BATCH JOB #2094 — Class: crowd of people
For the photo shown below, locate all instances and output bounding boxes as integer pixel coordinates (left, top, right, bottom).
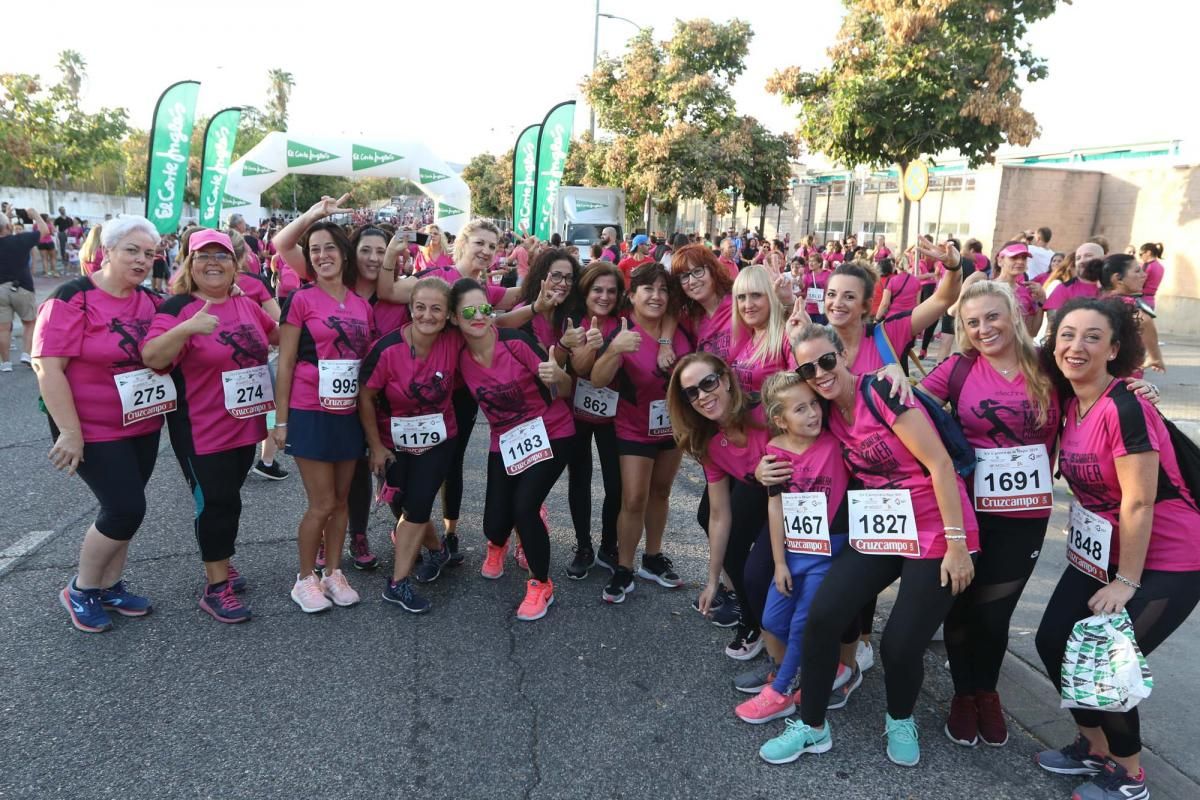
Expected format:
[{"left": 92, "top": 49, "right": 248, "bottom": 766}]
[{"left": 9, "top": 193, "right": 1195, "bottom": 799}]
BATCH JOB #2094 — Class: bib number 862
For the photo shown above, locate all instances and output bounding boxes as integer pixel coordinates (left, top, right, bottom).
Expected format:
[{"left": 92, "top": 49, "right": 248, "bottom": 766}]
[
  {"left": 582, "top": 395, "right": 609, "bottom": 414},
  {"left": 507, "top": 433, "right": 545, "bottom": 461},
  {"left": 857, "top": 514, "right": 908, "bottom": 535}
]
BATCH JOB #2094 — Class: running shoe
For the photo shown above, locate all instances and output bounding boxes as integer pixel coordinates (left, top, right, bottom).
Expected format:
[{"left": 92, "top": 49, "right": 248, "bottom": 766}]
[
  {"left": 200, "top": 581, "right": 251, "bottom": 624},
  {"left": 250, "top": 460, "right": 290, "bottom": 480},
  {"left": 516, "top": 579, "right": 554, "bottom": 621},
  {"left": 0, "top": 362, "right": 11, "bottom": 373},
  {"left": 98, "top": 580, "right": 153, "bottom": 617},
  {"left": 1071, "top": 759, "right": 1149, "bottom": 800},
  {"left": 413, "top": 543, "right": 450, "bottom": 584},
  {"left": 691, "top": 583, "right": 727, "bottom": 613},
  {"left": 514, "top": 539, "right": 528, "bottom": 571},
  {"left": 59, "top": 579, "right": 113, "bottom": 633},
  {"left": 1035, "top": 735, "right": 1106, "bottom": 776},
  {"left": 315, "top": 543, "right": 326, "bottom": 571},
  {"left": 856, "top": 640, "right": 875, "bottom": 672},
  {"left": 759, "top": 719, "right": 833, "bottom": 765},
  {"left": 382, "top": 578, "right": 430, "bottom": 614},
  {"left": 594, "top": 546, "right": 619, "bottom": 573},
  {"left": 444, "top": 531, "right": 465, "bottom": 567},
  {"left": 227, "top": 562, "right": 247, "bottom": 593},
  {"left": 884, "top": 714, "right": 920, "bottom": 767},
  {"left": 481, "top": 541, "right": 506, "bottom": 580},
  {"left": 320, "top": 569, "right": 360, "bottom": 607},
  {"left": 944, "top": 693, "right": 979, "bottom": 747},
  {"left": 726, "top": 625, "right": 764, "bottom": 661},
  {"left": 636, "top": 552, "right": 683, "bottom": 588},
  {"left": 349, "top": 531, "right": 378, "bottom": 571},
  {"left": 291, "top": 573, "right": 332, "bottom": 613},
  {"left": 19, "top": 352, "right": 31, "bottom": 366},
  {"left": 602, "top": 567, "right": 635, "bottom": 604},
  {"left": 735, "top": 685, "right": 795, "bottom": 724},
  {"left": 734, "top": 658, "right": 777, "bottom": 694},
  {"left": 826, "top": 665, "right": 862, "bottom": 710},
  {"left": 975, "top": 690, "right": 1008, "bottom": 747},
  {"left": 710, "top": 588, "right": 741, "bottom": 628},
  {"left": 566, "top": 546, "right": 595, "bottom": 580}
]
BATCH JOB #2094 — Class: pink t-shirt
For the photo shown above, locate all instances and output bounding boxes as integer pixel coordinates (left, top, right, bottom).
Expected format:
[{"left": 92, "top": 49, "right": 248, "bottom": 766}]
[
  {"left": 361, "top": 325, "right": 462, "bottom": 450},
  {"left": 703, "top": 421, "right": 771, "bottom": 484},
  {"left": 828, "top": 374, "right": 980, "bottom": 559},
  {"left": 1142, "top": 259, "right": 1164, "bottom": 308},
  {"left": 601, "top": 321, "right": 693, "bottom": 444},
  {"left": 32, "top": 276, "right": 164, "bottom": 443},
  {"left": 885, "top": 272, "right": 921, "bottom": 314},
  {"left": 146, "top": 295, "right": 276, "bottom": 455},
  {"left": 873, "top": 247, "right": 892, "bottom": 263},
  {"left": 1044, "top": 278, "right": 1099, "bottom": 311},
  {"left": 572, "top": 314, "right": 621, "bottom": 424},
  {"left": 275, "top": 260, "right": 302, "bottom": 301},
  {"left": 458, "top": 329, "right": 574, "bottom": 451},
  {"left": 852, "top": 313, "right": 916, "bottom": 374},
  {"left": 802, "top": 270, "right": 829, "bottom": 316},
  {"left": 764, "top": 432, "right": 851, "bottom": 533},
  {"left": 370, "top": 295, "right": 409, "bottom": 337},
  {"left": 683, "top": 293, "right": 734, "bottom": 361},
  {"left": 243, "top": 248, "right": 262, "bottom": 276},
  {"left": 280, "top": 284, "right": 374, "bottom": 414},
  {"left": 718, "top": 257, "right": 741, "bottom": 280},
  {"left": 823, "top": 252, "right": 845, "bottom": 267},
  {"left": 924, "top": 353, "right": 1061, "bottom": 519},
  {"left": 728, "top": 334, "right": 795, "bottom": 395},
  {"left": 236, "top": 272, "right": 272, "bottom": 307},
  {"left": 1011, "top": 281, "right": 1039, "bottom": 318},
  {"left": 917, "top": 257, "right": 938, "bottom": 286},
  {"left": 83, "top": 247, "right": 104, "bottom": 276},
  {"left": 1058, "top": 380, "right": 1200, "bottom": 572},
  {"left": 414, "top": 249, "right": 454, "bottom": 273}
]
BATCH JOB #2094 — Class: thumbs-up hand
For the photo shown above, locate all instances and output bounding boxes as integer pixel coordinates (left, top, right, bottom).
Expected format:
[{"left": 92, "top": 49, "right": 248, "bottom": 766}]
[
  {"left": 188, "top": 300, "right": 219, "bottom": 336},
  {"left": 538, "top": 345, "right": 564, "bottom": 387},
  {"left": 584, "top": 316, "right": 604, "bottom": 351},
  {"left": 612, "top": 317, "right": 641, "bottom": 354},
  {"left": 560, "top": 321, "right": 585, "bottom": 350}
]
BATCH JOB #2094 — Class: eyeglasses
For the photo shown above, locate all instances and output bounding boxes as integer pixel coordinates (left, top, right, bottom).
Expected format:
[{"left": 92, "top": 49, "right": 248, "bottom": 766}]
[
  {"left": 193, "top": 252, "right": 233, "bottom": 265},
  {"left": 678, "top": 266, "right": 707, "bottom": 283},
  {"left": 547, "top": 270, "right": 574, "bottom": 285},
  {"left": 459, "top": 303, "right": 493, "bottom": 320},
  {"left": 795, "top": 352, "right": 839, "bottom": 380},
  {"left": 681, "top": 372, "right": 721, "bottom": 403}
]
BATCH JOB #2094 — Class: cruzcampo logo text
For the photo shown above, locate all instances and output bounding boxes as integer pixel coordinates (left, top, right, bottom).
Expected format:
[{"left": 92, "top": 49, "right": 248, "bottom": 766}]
[
  {"left": 437, "top": 202, "right": 464, "bottom": 217},
  {"left": 286, "top": 140, "right": 338, "bottom": 167},
  {"left": 222, "top": 194, "right": 251, "bottom": 208},
  {"left": 243, "top": 160, "right": 274, "bottom": 177},
  {"left": 420, "top": 167, "right": 450, "bottom": 184},
  {"left": 352, "top": 144, "right": 403, "bottom": 171},
  {"left": 575, "top": 200, "right": 608, "bottom": 212}
]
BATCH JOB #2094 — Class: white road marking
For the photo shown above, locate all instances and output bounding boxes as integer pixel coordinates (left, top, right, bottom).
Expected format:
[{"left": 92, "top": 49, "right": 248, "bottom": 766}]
[{"left": 0, "top": 530, "right": 56, "bottom": 579}]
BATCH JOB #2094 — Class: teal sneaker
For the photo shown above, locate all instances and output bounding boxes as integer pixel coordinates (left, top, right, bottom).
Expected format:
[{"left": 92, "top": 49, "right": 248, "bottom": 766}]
[
  {"left": 884, "top": 714, "right": 920, "bottom": 766},
  {"left": 758, "top": 719, "right": 833, "bottom": 764}
]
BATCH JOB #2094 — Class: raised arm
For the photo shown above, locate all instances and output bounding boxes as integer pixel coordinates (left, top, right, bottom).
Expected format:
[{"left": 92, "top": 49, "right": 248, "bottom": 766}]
[
  {"left": 910, "top": 240, "right": 963, "bottom": 336},
  {"left": 272, "top": 194, "right": 354, "bottom": 279}
]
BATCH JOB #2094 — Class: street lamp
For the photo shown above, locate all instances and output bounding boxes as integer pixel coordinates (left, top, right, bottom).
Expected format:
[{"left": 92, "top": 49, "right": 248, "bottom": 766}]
[{"left": 590, "top": 4, "right": 645, "bottom": 139}]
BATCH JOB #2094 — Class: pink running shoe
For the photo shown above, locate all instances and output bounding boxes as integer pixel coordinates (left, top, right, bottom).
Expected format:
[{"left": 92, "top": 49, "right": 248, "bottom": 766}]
[
  {"left": 516, "top": 579, "right": 555, "bottom": 621},
  {"left": 735, "top": 685, "right": 796, "bottom": 724},
  {"left": 481, "top": 541, "right": 506, "bottom": 580},
  {"left": 290, "top": 573, "right": 332, "bottom": 613},
  {"left": 320, "top": 569, "right": 361, "bottom": 607},
  {"left": 349, "top": 530, "right": 378, "bottom": 570}
]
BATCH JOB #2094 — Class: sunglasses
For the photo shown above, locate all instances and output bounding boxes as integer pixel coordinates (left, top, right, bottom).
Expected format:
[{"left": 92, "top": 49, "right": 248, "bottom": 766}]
[
  {"left": 795, "top": 352, "right": 838, "bottom": 380},
  {"left": 681, "top": 372, "right": 721, "bottom": 403},
  {"left": 459, "top": 303, "right": 493, "bottom": 320}
]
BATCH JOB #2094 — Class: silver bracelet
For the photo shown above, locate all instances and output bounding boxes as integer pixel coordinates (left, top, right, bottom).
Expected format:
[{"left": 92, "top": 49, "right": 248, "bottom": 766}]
[
  {"left": 1114, "top": 573, "right": 1142, "bottom": 590},
  {"left": 944, "top": 534, "right": 967, "bottom": 542}
]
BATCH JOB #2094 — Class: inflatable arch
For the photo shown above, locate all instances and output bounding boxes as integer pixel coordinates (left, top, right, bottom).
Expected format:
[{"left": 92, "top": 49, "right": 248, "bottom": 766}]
[{"left": 221, "top": 131, "right": 471, "bottom": 233}]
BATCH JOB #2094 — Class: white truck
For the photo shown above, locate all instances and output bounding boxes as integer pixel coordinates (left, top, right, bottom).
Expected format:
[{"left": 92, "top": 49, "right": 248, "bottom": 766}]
[{"left": 550, "top": 186, "right": 626, "bottom": 263}]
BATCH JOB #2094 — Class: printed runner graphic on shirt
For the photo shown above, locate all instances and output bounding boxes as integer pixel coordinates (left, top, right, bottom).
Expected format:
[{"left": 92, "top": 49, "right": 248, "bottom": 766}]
[
  {"left": 217, "top": 324, "right": 270, "bottom": 368},
  {"left": 323, "top": 316, "right": 370, "bottom": 359},
  {"left": 109, "top": 316, "right": 152, "bottom": 368},
  {"left": 474, "top": 380, "right": 527, "bottom": 428},
  {"left": 405, "top": 370, "right": 451, "bottom": 411},
  {"left": 842, "top": 431, "right": 907, "bottom": 491}
]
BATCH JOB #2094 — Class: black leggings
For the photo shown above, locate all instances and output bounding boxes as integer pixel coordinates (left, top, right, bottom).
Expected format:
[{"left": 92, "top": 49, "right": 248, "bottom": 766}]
[
  {"left": 175, "top": 445, "right": 255, "bottom": 562},
  {"left": 697, "top": 480, "right": 769, "bottom": 630},
  {"left": 385, "top": 438, "right": 456, "bottom": 524},
  {"left": 800, "top": 548, "right": 968, "bottom": 726},
  {"left": 347, "top": 457, "right": 372, "bottom": 534},
  {"left": 1035, "top": 565, "right": 1200, "bottom": 758},
  {"left": 66, "top": 428, "right": 160, "bottom": 541},
  {"left": 567, "top": 420, "right": 620, "bottom": 552},
  {"left": 483, "top": 438, "right": 570, "bottom": 582},
  {"left": 918, "top": 282, "right": 937, "bottom": 351},
  {"left": 441, "top": 388, "right": 478, "bottom": 522},
  {"left": 945, "top": 513, "right": 1047, "bottom": 694}
]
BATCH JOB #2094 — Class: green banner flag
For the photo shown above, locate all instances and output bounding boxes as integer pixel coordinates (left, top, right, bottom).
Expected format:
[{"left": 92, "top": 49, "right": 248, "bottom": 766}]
[
  {"left": 145, "top": 80, "right": 201, "bottom": 235},
  {"left": 243, "top": 160, "right": 274, "bottom": 177},
  {"left": 286, "top": 140, "right": 338, "bottom": 168},
  {"left": 198, "top": 107, "right": 242, "bottom": 229},
  {"left": 532, "top": 102, "right": 576, "bottom": 240},
  {"left": 511, "top": 124, "right": 540, "bottom": 236},
  {"left": 352, "top": 144, "right": 403, "bottom": 171}
]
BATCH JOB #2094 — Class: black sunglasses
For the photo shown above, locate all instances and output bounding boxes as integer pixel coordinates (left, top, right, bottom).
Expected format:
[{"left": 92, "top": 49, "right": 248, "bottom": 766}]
[
  {"left": 681, "top": 372, "right": 721, "bottom": 403},
  {"left": 795, "top": 352, "right": 838, "bottom": 380}
]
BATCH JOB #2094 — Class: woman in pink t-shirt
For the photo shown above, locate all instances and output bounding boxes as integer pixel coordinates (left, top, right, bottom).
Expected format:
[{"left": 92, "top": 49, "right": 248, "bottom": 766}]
[
  {"left": 801, "top": 253, "right": 829, "bottom": 324},
  {"left": 781, "top": 323, "right": 977, "bottom": 768},
  {"left": 672, "top": 243, "right": 735, "bottom": 361},
  {"left": 79, "top": 224, "right": 104, "bottom": 276},
  {"left": 1137, "top": 242, "right": 1165, "bottom": 309},
  {"left": 413, "top": 224, "right": 454, "bottom": 273},
  {"left": 33, "top": 216, "right": 164, "bottom": 633},
  {"left": 142, "top": 230, "right": 279, "bottom": 624},
  {"left": 1101, "top": 253, "right": 1165, "bottom": 373},
  {"left": 875, "top": 258, "right": 920, "bottom": 318},
  {"left": 728, "top": 265, "right": 794, "bottom": 395},
  {"left": 962, "top": 241, "right": 1047, "bottom": 337},
  {"left": 451, "top": 278, "right": 574, "bottom": 622},
  {"left": 273, "top": 220, "right": 375, "bottom": 614},
  {"left": 590, "top": 263, "right": 693, "bottom": 603},
  {"left": 1033, "top": 298, "right": 1200, "bottom": 800}
]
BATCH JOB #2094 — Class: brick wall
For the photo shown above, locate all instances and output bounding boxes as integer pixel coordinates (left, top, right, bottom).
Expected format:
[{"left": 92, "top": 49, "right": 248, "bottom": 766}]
[{"left": 989, "top": 167, "right": 1102, "bottom": 259}]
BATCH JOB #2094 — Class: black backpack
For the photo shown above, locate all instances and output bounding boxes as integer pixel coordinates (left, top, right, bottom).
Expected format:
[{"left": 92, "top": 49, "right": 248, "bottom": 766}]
[{"left": 1160, "top": 415, "right": 1200, "bottom": 509}]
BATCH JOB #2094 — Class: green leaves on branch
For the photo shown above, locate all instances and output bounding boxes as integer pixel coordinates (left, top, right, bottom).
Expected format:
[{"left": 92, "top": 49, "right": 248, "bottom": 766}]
[{"left": 461, "top": 151, "right": 513, "bottom": 220}]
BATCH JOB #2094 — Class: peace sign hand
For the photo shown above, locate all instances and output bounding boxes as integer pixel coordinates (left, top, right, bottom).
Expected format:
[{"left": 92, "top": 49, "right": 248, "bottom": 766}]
[
  {"left": 785, "top": 296, "right": 811, "bottom": 339},
  {"left": 309, "top": 193, "right": 353, "bottom": 219},
  {"left": 915, "top": 238, "right": 961, "bottom": 269}
]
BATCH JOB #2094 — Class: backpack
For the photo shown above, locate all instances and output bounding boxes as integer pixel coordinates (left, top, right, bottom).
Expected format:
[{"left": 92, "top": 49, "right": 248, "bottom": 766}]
[{"left": 1160, "top": 415, "right": 1200, "bottom": 509}]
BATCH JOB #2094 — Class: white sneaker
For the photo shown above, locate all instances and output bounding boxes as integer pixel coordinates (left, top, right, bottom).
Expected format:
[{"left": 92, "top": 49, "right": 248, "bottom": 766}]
[
  {"left": 857, "top": 640, "right": 875, "bottom": 672},
  {"left": 19, "top": 353, "right": 31, "bottom": 365},
  {"left": 320, "top": 569, "right": 361, "bottom": 607},
  {"left": 290, "top": 572, "right": 332, "bottom": 613},
  {"left": 0, "top": 362, "right": 11, "bottom": 373}
]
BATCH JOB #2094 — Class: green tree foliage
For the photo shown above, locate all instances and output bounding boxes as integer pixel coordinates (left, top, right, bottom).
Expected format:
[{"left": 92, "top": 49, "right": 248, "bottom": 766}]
[{"left": 460, "top": 151, "right": 512, "bottom": 220}]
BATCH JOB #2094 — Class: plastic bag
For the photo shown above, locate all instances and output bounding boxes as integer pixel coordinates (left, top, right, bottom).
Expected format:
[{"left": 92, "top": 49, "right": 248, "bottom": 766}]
[{"left": 1060, "top": 611, "right": 1153, "bottom": 712}]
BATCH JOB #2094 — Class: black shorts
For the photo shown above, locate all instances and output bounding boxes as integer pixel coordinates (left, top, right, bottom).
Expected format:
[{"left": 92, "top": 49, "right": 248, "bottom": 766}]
[
  {"left": 616, "top": 437, "right": 677, "bottom": 459},
  {"left": 153, "top": 261, "right": 170, "bottom": 280},
  {"left": 37, "top": 242, "right": 55, "bottom": 251}
]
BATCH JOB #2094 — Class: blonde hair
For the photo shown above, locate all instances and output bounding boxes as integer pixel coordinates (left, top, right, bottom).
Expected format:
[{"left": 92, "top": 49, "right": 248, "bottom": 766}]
[
  {"left": 170, "top": 250, "right": 236, "bottom": 296},
  {"left": 228, "top": 230, "right": 247, "bottom": 268},
  {"left": 421, "top": 224, "right": 449, "bottom": 259},
  {"left": 80, "top": 225, "right": 103, "bottom": 268},
  {"left": 954, "top": 280, "right": 1051, "bottom": 427},
  {"left": 731, "top": 265, "right": 787, "bottom": 369},
  {"left": 452, "top": 219, "right": 501, "bottom": 265},
  {"left": 667, "top": 352, "right": 757, "bottom": 463},
  {"left": 761, "top": 370, "right": 816, "bottom": 436}
]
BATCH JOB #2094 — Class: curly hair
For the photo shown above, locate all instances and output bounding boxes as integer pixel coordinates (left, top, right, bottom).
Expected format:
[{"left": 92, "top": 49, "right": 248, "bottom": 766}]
[{"left": 1040, "top": 297, "right": 1145, "bottom": 391}]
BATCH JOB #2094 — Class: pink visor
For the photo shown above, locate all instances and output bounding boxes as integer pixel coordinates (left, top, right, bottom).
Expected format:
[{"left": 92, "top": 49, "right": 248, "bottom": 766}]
[{"left": 998, "top": 242, "right": 1031, "bottom": 259}]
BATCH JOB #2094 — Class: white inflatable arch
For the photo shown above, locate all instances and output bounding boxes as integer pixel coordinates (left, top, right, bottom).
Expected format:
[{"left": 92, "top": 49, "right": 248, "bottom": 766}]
[{"left": 221, "top": 131, "right": 471, "bottom": 233}]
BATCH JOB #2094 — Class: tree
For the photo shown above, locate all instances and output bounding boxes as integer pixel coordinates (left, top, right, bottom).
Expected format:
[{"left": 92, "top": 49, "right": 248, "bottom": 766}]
[
  {"left": 732, "top": 118, "right": 800, "bottom": 234},
  {"left": 263, "top": 69, "right": 295, "bottom": 131},
  {"left": 767, "top": 0, "right": 1061, "bottom": 246},
  {"left": 460, "top": 151, "right": 512, "bottom": 220}
]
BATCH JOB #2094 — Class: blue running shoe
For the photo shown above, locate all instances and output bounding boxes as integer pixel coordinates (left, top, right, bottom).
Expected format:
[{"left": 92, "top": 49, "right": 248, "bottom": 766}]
[
  {"left": 444, "top": 532, "right": 465, "bottom": 567},
  {"left": 199, "top": 581, "right": 251, "bottom": 624},
  {"left": 1071, "top": 759, "right": 1149, "bottom": 800},
  {"left": 1035, "top": 734, "right": 1106, "bottom": 776},
  {"left": 60, "top": 580, "right": 113, "bottom": 633},
  {"left": 759, "top": 719, "right": 833, "bottom": 764},
  {"left": 227, "top": 562, "right": 247, "bottom": 593},
  {"left": 413, "top": 543, "right": 450, "bottom": 584},
  {"left": 99, "top": 580, "right": 153, "bottom": 617},
  {"left": 383, "top": 578, "right": 431, "bottom": 614},
  {"left": 884, "top": 714, "right": 920, "bottom": 767}
]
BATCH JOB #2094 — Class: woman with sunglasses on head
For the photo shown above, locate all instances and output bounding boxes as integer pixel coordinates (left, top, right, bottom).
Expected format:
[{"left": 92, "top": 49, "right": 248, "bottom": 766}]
[
  {"left": 1032, "top": 297, "right": 1200, "bottom": 800},
  {"left": 450, "top": 278, "right": 574, "bottom": 621},
  {"left": 142, "top": 230, "right": 280, "bottom": 623},
  {"left": 1100, "top": 253, "right": 1165, "bottom": 374},
  {"left": 771, "top": 323, "right": 977, "bottom": 768},
  {"left": 589, "top": 262, "right": 693, "bottom": 604}
]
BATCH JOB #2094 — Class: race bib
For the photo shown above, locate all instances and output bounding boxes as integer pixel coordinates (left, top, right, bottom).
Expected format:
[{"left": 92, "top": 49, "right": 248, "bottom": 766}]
[
  {"left": 390, "top": 413, "right": 447, "bottom": 454},
  {"left": 782, "top": 492, "right": 831, "bottom": 556},
  {"left": 648, "top": 399, "right": 672, "bottom": 437},
  {"left": 573, "top": 379, "right": 617, "bottom": 419},
  {"left": 317, "top": 359, "right": 361, "bottom": 410},
  {"left": 114, "top": 368, "right": 177, "bottom": 426},
  {"left": 1067, "top": 502, "right": 1112, "bottom": 584},
  {"left": 973, "top": 444, "right": 1053, "bottom": 512},
  {"left": 222, "top": 365, "right": 275, "bottom": 419},
  {"left": 500, "top": 416, "right": 552, "bottom": 476},
  {"left": 848, "top": 489, "right": 920, "bottom": 556},
  {"left": 806, "top": 287, "right": 824, "bottom": 307}
]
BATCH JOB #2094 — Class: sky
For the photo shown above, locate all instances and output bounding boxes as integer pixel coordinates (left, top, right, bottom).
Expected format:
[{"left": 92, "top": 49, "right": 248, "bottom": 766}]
[{"left": 2, "top": 0, "right": 1194, "bottom": 166}]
